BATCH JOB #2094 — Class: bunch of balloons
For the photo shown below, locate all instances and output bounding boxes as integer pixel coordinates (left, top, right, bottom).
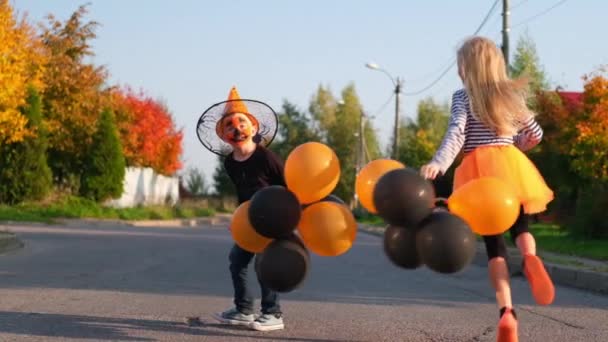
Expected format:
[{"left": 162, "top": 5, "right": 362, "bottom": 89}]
[
  {"left": 230, "top": 142, "right": 357, "bottom": 293},
  {"left": 356, "top": 159, "right": 522, "bottom": 274},
  {"left": 356, "top": 160, "right": 477, "bottom": 274}
]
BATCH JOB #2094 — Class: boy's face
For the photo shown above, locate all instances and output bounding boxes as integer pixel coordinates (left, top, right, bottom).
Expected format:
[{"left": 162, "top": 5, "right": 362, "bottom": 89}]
[{"left": 219, "top": 113, "right": 258, "bottom": 146}]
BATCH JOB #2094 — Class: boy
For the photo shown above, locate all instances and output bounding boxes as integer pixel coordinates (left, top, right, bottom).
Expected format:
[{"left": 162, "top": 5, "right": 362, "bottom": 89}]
[{"left": 203, "top": 86, "right": 285, "bottom": 331}]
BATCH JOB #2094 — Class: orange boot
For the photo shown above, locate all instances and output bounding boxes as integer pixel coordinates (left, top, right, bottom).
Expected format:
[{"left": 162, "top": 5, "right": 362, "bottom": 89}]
[
  {"left": 497, "top": 307, "right": 518, "bottom": 342},
  {"left": 523, "top": 254, "right": 555, "bottom": 305}
]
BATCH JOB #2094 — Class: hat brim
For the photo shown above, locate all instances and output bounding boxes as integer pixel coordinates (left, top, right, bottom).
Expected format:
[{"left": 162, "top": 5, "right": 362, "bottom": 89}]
[{"left": 197, "top": 99, "right": 278, "bottom": 156}]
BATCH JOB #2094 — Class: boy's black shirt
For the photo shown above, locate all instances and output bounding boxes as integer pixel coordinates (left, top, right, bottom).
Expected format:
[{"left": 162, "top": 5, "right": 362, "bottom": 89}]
[{"left": 223, "top": 145, "right": 286, "bottom": 204}]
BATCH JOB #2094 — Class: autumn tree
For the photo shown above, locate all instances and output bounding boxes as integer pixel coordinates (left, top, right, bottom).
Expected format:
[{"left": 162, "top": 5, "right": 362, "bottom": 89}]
[
  {"left": 40, "top": 4, "right": 110, "bottom": 186},
  {"left": 396, "top": 98, "right": 452, "bottom": 197},
  {"left": 309, "top": 85, "right": 337, "bottom": 142},
  {"left": 397, "top": 98, "right": 449, "bottom": 168},
  {"left": 569, "top": 73, "right": 608, "bottom": 237},
  {"left": 325, "top": 84, "right": 367, "bottom": 203},
  {"left": 0, "top": 0, "right": 46, "bottom": 145},
  {"left": 571, "top": 72, "right": 608, "bottom": 182},
  {"left": 112, "top": 88, "right": 183, "bottom": 175}
]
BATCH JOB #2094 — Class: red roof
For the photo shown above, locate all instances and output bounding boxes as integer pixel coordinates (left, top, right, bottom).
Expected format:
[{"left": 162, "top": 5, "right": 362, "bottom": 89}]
[{"left": 557, "top": 91, "right": 583, "bottom": 109}]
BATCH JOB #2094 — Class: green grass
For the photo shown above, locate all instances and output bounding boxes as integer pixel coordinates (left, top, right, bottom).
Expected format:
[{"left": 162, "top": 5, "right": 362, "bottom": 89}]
[
  {"left": 356, "top": 215, "right": 384, "bottom": 226},
  {"left": 0, "top": 196, "right": 215, "bottom": 223},
  {"left": 525, "top": 223, "right": 608, "bottom": 261},
  {"left": 357, "top": 215, "right": 608, "bottom": 261}
]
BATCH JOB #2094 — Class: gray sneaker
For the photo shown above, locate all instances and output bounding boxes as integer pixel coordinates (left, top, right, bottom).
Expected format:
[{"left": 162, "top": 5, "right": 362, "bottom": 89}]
[
  {"left": 212, "top": 307, "right": 255, "bottom": 326},
  {"left": 250, "top": 313, "right": 284, "bottom": 331}
]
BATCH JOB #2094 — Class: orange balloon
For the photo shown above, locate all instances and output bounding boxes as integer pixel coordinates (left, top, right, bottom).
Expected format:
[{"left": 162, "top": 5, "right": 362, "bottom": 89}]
[
  {"left": 230, "top": 201, "right": 272, "bottom": 253},
  {"left": 448, "top": 177, "right": 521, "bottom": 236},
  {"left": 297, "top": 202, "right": 357, "bottom": 257},
  {"left": 355, "top": 159, "right": 405, "bottom": 213},
  {"left": 285, "top": 142, "right": 341, "bottom": 204}
]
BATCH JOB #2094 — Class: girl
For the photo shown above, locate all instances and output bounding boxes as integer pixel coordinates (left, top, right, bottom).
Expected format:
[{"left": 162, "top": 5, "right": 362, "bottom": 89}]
[{"left": 421, "top": 36, "right": 555, "bottom": 342}]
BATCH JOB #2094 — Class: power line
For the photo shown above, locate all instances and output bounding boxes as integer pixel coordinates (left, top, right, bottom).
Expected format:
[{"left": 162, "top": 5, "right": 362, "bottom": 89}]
[
  {"left": 406, "top": 56, "right": 456, "bottom": 85},
  {"left": 512, "top": 0, "right": 569, "bottom": 29},
  {"left": 370, "top": 92, "right": 395, "bottom": 118},
  {"left": 403, "top": 0, "right": 500, "bottom": 96},
  {"left": 473, "top": 0, "right": 501, "bottom": 35},
  {"left": 402, "top": 59, "right": 456, "bottom": 96}
]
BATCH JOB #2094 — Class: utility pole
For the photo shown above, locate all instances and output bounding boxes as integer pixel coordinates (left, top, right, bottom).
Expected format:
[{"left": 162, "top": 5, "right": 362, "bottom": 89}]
[
  {"left": 502, "top": 0, "right": 510, "bottom": 67},
  {"left": 393, "top": 78, "right": 402, "bottom": 160}
]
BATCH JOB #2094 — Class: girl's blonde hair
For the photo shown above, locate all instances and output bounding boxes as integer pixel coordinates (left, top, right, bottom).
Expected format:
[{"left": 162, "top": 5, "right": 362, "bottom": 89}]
[{"left": 457, "top": 36, "right": 531, "bottom": 136}]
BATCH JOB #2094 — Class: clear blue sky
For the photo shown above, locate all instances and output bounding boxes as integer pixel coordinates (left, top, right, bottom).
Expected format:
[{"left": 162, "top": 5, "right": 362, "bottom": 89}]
[{"left": 11, "top": 0, "right": 606, "bottom": 182}]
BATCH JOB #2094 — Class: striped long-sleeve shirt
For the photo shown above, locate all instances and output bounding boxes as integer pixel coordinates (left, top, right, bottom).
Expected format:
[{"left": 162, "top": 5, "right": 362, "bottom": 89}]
[{"left": 431, "top": 89, "right": 543, "bottom": 174}]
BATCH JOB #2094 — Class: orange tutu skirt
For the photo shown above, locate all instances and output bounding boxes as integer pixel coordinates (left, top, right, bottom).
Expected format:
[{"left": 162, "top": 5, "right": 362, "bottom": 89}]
[{"left": 453, "top": 145, "right": 554, "bottom": 214}]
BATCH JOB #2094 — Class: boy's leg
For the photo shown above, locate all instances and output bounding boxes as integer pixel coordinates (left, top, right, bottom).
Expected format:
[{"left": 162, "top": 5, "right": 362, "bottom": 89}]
[
  {"left": 259, "top": 267, "right": 281, "bottom": 315},
  {"left": 229, "top": 244, "right": 256, "bottom": 314},
  {"left": 250, "top": 254, "right": 284, "bottom": 331},
  {"left": 213, "top": 244, "right": 256, "bottom": 325}
]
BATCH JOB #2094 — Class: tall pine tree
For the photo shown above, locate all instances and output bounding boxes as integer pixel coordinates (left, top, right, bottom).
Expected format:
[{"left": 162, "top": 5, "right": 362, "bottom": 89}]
[
  {"left": 212, "top": 155, "right": 236, "bottom": 196},
  {"left": 510, "top": 31, "right": 550, "bottom": 94},
  {"left": 79, "top": 109, "right": 125, "bottom": 201},
  {"left": 0, "top": 87, "right": 52, "bottom": 204}
]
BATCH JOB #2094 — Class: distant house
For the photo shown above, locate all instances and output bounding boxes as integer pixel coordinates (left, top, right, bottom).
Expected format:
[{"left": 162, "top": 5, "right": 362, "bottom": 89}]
[{"left": 556, "top": 89, "right": 583, "bottom": 110}]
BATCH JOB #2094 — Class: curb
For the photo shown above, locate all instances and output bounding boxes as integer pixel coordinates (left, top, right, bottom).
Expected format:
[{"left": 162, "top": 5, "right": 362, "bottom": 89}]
[
  {"left": 127, "top": 216, "right": 230, "bottom": 228},
  {"left": 0, "top": 231, "right": 24, "bottom": 255},
  {"left": 359, "top": 224, "right": 608, "bottom": 295},
  {"left": 44, "top": 216, "right": 229, "bottom": 228}
]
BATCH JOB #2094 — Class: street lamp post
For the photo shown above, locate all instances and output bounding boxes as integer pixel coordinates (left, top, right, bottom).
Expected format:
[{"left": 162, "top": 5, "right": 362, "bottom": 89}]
[{"left": 365, "top": 62, "right": 403, "bottom": 160}]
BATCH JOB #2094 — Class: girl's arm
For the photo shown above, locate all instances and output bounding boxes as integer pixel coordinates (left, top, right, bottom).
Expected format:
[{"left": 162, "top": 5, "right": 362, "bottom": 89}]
[
  {"left": 430, "top": 90, "right": 468, "bottom": 175},
  {"left": 513, "top": 115, "right": 543, "bottom": 151}
]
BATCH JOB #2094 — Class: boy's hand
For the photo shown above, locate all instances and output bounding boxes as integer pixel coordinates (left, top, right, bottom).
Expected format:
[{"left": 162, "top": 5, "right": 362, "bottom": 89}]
[{"left": 420, "top": 163, "right": 441, "bottom": 180}]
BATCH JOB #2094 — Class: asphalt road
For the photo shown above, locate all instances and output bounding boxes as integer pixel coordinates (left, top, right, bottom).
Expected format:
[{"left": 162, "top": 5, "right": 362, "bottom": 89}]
[{"left": 0, "top": 222, "right": 606, "bottom": 341}]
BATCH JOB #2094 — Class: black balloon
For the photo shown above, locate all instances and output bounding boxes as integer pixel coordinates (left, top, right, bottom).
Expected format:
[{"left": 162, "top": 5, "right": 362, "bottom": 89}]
[
  {"left": 416, "top": 211, "right": 477, "bottom": 274},
  {"left": 384, "top": 225, "right": 423, "bottom": 269},
  {"left": 249, "top": 185, "right": 302, "bottom": 239},
  {"left": 255, "top": 235, "right": 310, "bottom": 293},
  {"left": 373, "top": 168, "right": 435, "bottom": 227}
]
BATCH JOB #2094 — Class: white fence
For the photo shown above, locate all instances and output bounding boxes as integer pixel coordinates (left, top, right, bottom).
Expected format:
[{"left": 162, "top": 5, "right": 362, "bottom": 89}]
[{"left": 106, "top": 167, "right": 179, "bottom": 208}]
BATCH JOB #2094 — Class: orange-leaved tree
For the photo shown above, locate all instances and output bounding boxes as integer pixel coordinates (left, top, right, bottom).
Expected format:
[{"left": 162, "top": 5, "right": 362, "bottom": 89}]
[
  {"left": 39, "top": 4, "right": 110, "bottom": 184},
  {"left": 0, "top": 0, "right": 46, "bottom": 145},
  {"left": 571, "top": 71, "right": 608, "bottom": 182},
  {"left": 112, "top": 87, "right": 183, "bottom": 176}
]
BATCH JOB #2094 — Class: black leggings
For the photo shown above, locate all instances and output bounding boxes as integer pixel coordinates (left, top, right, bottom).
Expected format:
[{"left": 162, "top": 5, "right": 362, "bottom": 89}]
[{"left": 483, "top": 206, "right": 530, "bottom": 260}]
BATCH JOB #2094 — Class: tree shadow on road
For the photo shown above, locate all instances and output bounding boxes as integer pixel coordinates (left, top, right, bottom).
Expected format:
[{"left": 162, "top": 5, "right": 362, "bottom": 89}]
[{"left": 0, "top": 311, "right": 357, "bottom": 341}]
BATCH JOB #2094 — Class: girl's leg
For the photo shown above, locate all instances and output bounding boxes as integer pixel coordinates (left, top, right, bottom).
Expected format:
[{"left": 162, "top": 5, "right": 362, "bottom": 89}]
[
  {"left": 484, "top": 235, "right": 512, "bottom": 309},
  {"left": 509, "top": 207, "right": 555, "bottom": 306},
  {"left": 484, "top": 235, "right": 518, "bottom": 342},
  {"left": 509, "top": 207, "right": 535, "bottom": 255}
]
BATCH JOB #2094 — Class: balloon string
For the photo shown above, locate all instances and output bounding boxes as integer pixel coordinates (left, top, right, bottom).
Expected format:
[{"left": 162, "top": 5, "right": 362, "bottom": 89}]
[{"left": 434, "top": 197, "right": 449, "bottom": 208}]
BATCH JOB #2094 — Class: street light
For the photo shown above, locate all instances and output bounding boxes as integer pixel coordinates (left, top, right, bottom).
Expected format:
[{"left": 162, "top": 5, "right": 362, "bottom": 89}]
[{"left": 365, "top": 61, "right": 403, "bottom": 160}]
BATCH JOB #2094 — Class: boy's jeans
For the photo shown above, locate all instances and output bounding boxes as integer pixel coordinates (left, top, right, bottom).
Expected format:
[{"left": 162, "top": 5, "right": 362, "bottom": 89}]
[{"left": 229, "top": 244, "right": 281, "bottom": 315}]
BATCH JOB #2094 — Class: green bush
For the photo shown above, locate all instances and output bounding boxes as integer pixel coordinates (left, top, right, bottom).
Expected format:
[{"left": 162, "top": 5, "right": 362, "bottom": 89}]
[
  {"left": 0, "top": 195, "right": 215, "bottom": 223},
  {"left": 571, "top": 183, "right": 608, "bottom": 238},
  {"left": 79, "top": 109, "right": 126, "bottom": 202},
  {"left": 0, "top": 87, "right": 52, "bottom": 204}
]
